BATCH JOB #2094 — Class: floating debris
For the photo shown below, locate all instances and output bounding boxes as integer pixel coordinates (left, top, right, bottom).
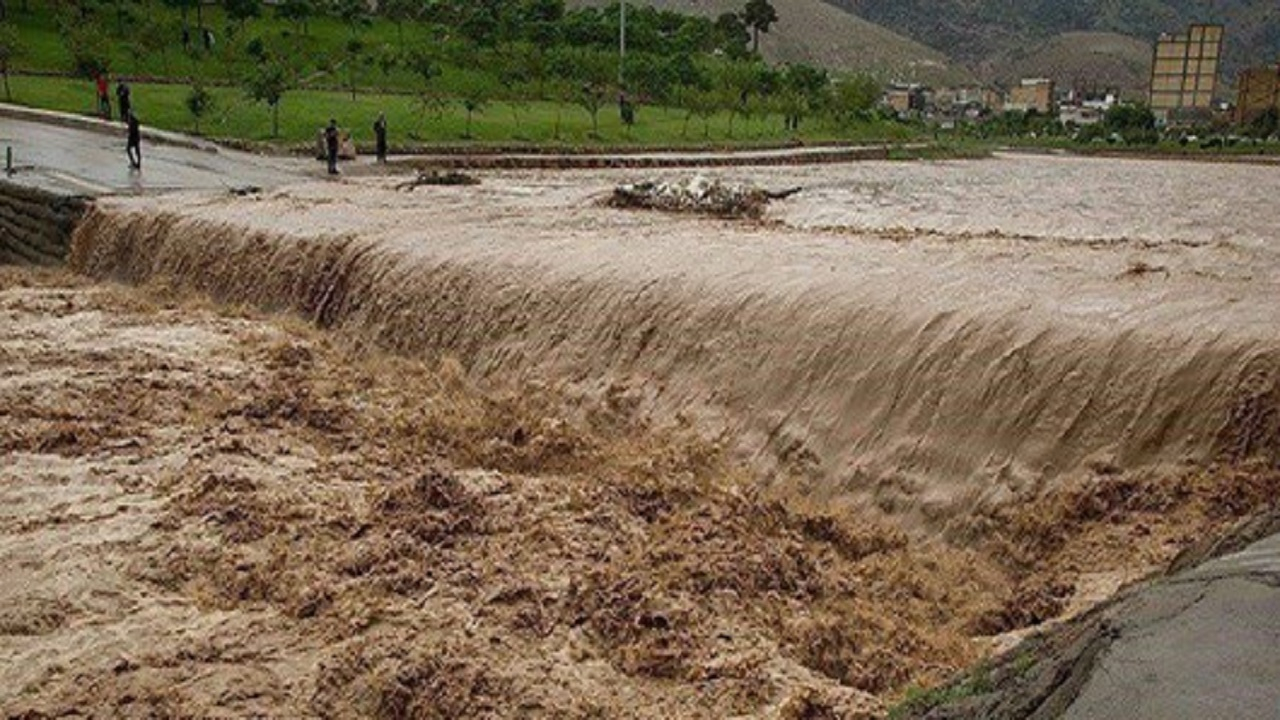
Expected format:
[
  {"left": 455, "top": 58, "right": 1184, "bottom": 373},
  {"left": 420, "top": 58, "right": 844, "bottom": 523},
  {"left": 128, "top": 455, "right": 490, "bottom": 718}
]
[
  {"left": 608, "top": 176, "right": 801, "bottom": 219},
  {"left": 396, "top": 170, "right": 481, "bottom": 191}
]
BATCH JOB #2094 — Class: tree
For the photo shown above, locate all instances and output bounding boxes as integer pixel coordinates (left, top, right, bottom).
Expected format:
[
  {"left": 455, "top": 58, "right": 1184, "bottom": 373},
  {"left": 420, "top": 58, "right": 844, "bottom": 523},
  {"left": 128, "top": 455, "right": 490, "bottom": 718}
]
[
  {"left": 185, "top": 82, "right": 213, "bottom": 133},
  {"left": 497, "top": 46, "right": 533, "bottom": 135},
  {"left": 1247, "top": 106, "right": 1278, "bottom": 140},
  {"left": 1102, "top": 103, "right": 1156, "bottom": 145},
  {"left": 0, "top": 22, "right": 23, "bottom": 101},
  {"left": 223, "top": 0, "right": 260, "bottom": 30},
  {"left": 380, "top": 0, "right": 417, "bottom": 49},
  {"left": 341, "top": 37, "right": 364, "bottom": 100},
  {"left": 713, "top": 12, "right": 749, "bottom": 59},
  {"left": 458, "top": 78, "right": 492, "bottom": 139},
  {"left": 330, "top": 0, "right": 369, "bottom": 39},
  {"left": 245, "top": 59, "right": 288, "bottom": 137},
  {"left": 741, "top": 0, "right": 777, "bottom": 54},
  {"left": 63, "top": 25, "right": 110, "bottom": 80},
  {"left": 374, "top": 44, "right": 400, "bottom": 93},
  {"left": 829, "top": 74, "right": 879, "bottom": 127},
  {"left": 406, "top": 48, "right": 445, "bottom": 130},
  {"left": 275, "top": 0, "right": 313, "bottom": 34}
]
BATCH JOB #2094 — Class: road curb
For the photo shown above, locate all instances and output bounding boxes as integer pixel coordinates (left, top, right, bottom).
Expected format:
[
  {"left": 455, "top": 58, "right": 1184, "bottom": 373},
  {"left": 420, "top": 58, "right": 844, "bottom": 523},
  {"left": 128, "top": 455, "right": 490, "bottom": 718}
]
[{"left": 0, "top": 103, "right": 219, "bottom": 154}]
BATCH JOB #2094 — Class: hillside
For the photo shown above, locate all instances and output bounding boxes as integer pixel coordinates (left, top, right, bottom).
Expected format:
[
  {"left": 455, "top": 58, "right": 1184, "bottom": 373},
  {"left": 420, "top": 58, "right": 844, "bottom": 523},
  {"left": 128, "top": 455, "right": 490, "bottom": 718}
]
[
  {"left": 992, "top": 32, "right": 1154, "bottom": 99},
  {"left": 567, "top": 0, "right": 972, "bottom": 84},
  {"left": 828, "top": 0, "right": 1280, "bottom": 85}
]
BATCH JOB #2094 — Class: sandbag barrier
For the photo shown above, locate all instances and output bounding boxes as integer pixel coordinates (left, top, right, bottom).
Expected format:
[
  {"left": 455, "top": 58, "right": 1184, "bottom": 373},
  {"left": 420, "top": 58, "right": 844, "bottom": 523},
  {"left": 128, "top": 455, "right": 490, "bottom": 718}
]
[{"left": 0, "top": 180, "right": 89, "bottom": 266}]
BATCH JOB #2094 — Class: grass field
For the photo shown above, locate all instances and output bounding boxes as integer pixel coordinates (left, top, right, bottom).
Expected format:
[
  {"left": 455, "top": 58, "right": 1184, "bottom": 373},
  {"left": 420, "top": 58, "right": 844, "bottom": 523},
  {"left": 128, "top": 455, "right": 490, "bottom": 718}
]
[{"left": 4, "top": 74, "right": 917, "bottom": 148}]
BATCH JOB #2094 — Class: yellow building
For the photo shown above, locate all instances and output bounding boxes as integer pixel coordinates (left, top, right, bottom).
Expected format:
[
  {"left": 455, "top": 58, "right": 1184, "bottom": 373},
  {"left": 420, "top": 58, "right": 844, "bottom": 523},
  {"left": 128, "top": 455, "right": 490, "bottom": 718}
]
[
  {"left": 1150, "top": 24, "right": 1224, "bottom": 120},
  {"left": 1006, "top": 79, "right": 1054, "bottom": 114},
  {"left": 1235, "top": 63, "right": 1280, "bottom": 125}
]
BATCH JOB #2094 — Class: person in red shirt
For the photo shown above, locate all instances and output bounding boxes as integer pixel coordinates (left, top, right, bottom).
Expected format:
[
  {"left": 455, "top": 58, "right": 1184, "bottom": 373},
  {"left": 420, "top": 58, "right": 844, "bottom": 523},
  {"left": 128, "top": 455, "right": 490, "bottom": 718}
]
[{"left": 95, "top": 74, "right": 111, "bottom": 120}]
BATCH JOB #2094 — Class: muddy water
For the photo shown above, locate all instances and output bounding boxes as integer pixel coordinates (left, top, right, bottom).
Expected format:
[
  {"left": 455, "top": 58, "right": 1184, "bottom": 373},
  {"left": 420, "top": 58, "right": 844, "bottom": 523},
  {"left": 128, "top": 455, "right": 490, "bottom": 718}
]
[
  {"left": 760, "top": 153, "right": 1280, "bottom": 249},
  {"left": 70, "top": 155, "right": 1280, "bottom": 531}
]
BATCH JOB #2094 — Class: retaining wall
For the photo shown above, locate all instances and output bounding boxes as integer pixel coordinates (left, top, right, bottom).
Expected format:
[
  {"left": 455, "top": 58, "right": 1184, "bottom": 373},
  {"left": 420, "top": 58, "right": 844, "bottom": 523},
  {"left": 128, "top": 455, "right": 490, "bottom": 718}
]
[{"left": 0, "top": 180, "right": 88, "bottom": 265}]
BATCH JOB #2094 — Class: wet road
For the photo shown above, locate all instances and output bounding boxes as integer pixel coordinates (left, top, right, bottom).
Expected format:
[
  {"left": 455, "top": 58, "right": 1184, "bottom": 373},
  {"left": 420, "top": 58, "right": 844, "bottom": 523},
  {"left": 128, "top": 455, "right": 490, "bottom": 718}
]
[{"left": 0, "top": 115, "right": 310, "bottom": 196}]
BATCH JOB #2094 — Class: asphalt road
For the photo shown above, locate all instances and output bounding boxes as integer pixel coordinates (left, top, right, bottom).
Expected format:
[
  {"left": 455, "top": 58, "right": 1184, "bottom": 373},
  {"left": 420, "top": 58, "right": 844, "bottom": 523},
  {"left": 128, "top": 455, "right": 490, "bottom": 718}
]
[{"left": 0, "top": 115, "right": 309, "bottom": 196}]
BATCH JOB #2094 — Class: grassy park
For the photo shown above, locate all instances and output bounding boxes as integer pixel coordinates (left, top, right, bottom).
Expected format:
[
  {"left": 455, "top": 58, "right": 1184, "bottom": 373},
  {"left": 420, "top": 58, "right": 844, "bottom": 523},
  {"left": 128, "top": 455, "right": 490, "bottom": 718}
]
[{"left": 0, "top": 0, "right": 916, "bottom": 149}]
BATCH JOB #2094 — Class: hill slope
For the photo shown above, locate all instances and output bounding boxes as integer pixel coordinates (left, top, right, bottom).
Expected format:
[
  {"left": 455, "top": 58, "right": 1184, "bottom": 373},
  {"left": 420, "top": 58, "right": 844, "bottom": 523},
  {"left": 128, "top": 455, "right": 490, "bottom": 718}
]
[
  {"left": 827, "top": 0, "right": 1280, "bottom": 85},
  {"left": 992, "top": 32, "right": 1155, "bottom": 98},
  {"left": 567, "top": 0, "right": 971, "bottom": 84}
]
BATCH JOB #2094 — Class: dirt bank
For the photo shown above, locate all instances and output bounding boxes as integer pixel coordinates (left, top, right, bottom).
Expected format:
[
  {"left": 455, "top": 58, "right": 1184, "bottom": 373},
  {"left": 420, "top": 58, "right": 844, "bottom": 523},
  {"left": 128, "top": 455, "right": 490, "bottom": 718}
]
[
  {"left": 3, "top": 266, "right": 1277, "bottom": 718},
  {"left": 68, "top": 159, "right": 1280, "bottom": 534}
]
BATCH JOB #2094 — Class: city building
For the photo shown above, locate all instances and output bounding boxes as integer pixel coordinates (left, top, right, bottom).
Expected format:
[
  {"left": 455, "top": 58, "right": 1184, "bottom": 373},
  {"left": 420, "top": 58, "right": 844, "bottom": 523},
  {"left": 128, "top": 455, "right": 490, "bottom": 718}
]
[
  {"left": 1005, "top": 79, "right": 1055, "bottom": 114},
  {"left": 1235, "top": 63, "right": 1280, "bottom": 125},
  {"left": 1150, "top": 24, "right": 1224, "bottom": 124}
]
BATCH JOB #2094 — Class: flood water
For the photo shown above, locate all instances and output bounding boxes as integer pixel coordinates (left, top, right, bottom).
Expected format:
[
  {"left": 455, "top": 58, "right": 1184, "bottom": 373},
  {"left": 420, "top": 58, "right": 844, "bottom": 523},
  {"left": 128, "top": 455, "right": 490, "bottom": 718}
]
[{"left": 757, "top": 153, "right": 1280, "bottom": 249}]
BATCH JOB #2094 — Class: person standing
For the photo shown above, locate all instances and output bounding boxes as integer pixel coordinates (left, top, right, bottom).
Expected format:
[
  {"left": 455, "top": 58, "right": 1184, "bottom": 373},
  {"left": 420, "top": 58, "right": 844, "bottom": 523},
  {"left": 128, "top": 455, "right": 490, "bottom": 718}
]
[
  {"left": 126, "top": 112, "right": 142, "bottom": 170},
  {"left": 116, "top": 81, "right": 132, "bottom": 123},
  {"left": 324, "top": 119, "right": 340, "bottom": 175},
  {"left": 373, "top": 112, "right": 388, "bottom": 164},
  {"left": 95, "top": 73, "right": 111, "bottom": 120}
]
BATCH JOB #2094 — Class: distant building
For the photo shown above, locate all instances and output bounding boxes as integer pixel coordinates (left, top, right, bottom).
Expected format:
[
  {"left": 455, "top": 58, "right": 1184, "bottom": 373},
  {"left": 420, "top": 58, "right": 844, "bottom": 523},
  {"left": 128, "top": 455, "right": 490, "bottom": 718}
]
[
  {"left": 1150, "top": 24, "right": 1224, "bottom": 124},
  {"left": 1059, "top": 89, "right": 1118, "bottom": 126},
  {"left": 1235, "top": 63, "right": 1280, "bottom": 125},
  {"left": 1006, "top": 79, "right": 1055, "bottom": 114},
  {"left": 884, "top": 84, "right": 927, "bottom": 118},
  {"left": 933, "top": 85, "right": 1001, "bottom": 119}
]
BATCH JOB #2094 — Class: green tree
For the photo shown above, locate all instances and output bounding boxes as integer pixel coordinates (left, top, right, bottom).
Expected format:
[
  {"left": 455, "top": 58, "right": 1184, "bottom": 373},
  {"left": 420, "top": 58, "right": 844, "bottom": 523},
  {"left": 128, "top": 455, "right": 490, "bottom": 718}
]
[
  {"left": 714, "top": 12, "right": 749, "bottom": 59},
  {"left": 223, "top": 0, "right": 260, "bottom": 30},
  {"left": 63, "top": 25, "right": 110, "bottom": 80},
  {"left": 341, "top": 37, "right": 364, "bottom": 100},
  {"left": 406, "top": 48, "right": 444, "bottom": 130},
  {"left": 245, "top": 59, "right": 288, "bottom": 137},
  {"left": 829, "top": 74, "right": 880, "bottom": 127},
  {"left": 1249, "top": 106, "right": 1279, "bottom": 140},
  {"left": 380, "top": 0, "right": 417, "bottom": 49},
  {"left": 741, "top": 0, "right": 777, "bottom": 54},
  {"left": 330, "top": 0, "right": 369, "bottom": 38},
  {"left": 0, "top": 22, "right": 23, "bottom": 101},
  {"left": 458, "top": 78, "right": 492, "bottom": 139},
  {"left": 185, "top": 82, "right": 213, "bottom": 133},
  {"left": 275, "top": 0, "right": 313, "bottom": 34}
]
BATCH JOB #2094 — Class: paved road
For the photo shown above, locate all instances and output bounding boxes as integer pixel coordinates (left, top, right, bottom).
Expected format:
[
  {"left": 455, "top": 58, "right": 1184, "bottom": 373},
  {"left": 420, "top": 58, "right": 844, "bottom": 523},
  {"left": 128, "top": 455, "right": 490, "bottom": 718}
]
[{"left": 0, "top": 115, "right": 310, "bottom": 196}]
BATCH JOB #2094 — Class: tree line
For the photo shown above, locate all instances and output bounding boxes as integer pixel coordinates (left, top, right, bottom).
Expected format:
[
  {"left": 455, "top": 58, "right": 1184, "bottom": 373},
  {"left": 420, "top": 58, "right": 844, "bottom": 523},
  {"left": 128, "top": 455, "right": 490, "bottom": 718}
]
[{"left": 13, "top": 0, "right": 885, "bottom": 139}]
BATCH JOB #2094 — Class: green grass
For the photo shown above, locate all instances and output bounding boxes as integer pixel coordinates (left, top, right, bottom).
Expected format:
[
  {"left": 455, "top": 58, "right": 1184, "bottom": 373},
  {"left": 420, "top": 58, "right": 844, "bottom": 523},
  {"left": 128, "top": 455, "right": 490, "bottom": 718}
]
[
  {"left": 3, "top": 1, "right": 923, "bottom": 149},
  {"left": 886, "top": 665, "right": 995, "bottom": 720},
  {"left": 4, "top": 74, "right": 917, "bottom": 149}
]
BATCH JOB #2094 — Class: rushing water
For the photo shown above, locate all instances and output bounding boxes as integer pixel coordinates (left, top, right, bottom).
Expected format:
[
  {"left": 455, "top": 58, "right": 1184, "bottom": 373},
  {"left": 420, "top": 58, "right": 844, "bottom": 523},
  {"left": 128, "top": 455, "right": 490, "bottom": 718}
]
[{"left": 752, "top": 153, "right": 1280, "bottom": 250}]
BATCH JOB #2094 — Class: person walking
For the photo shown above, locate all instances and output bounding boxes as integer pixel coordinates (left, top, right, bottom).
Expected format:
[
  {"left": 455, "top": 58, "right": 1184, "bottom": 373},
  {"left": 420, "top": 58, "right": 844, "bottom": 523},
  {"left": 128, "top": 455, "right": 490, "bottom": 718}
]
[
  {"left": 324, "top": 119, "right": 340, "bottom": 175},
  {"left": 126, "top": 111, "right": 142, "bottom": 170},
  {"left": 373, "top": 112, "right": 388, "bottom": 164},
  {"left": 116, "top": 81, "right": 132, "bottom": 123},
  {"left": 95, "top": 73, "right": 111, "bottom": 120}
]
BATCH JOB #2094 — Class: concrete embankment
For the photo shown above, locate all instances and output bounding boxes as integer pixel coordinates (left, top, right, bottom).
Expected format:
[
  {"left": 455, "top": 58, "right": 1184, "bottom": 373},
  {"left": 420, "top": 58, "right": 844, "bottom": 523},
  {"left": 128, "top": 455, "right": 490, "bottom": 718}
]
[{"left": 0, "top": 180, "right": 87, "bottom": 265}]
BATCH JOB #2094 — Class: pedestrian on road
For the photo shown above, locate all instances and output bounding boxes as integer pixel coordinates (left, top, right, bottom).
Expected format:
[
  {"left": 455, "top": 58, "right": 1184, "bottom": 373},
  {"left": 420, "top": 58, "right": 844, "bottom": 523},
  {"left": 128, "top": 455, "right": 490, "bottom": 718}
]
[
  {"left": 373, "top": 112, "right": 388, "bottom": 164},
  {"left": 324, "top": 119, "right": 340, "bottom": 175},
  {"left": 116, "top": 81, "right": 132, "bottom": 124},
  {"left": 126, "top": 112, "right": 142, "bottom": 171},
  {"left": 95, "top": 73, "right": 111, "bottom": 120}
]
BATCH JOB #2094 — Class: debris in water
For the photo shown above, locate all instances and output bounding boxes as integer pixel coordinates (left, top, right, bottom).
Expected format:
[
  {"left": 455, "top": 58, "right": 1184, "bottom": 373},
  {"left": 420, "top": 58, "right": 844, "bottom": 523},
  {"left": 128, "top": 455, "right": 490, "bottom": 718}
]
[
  {"left": 396, "top": 170, "right": 481, "bottom": 191},
  {"left": 608, "top": 176, "right": 802, "bottom": 219}
]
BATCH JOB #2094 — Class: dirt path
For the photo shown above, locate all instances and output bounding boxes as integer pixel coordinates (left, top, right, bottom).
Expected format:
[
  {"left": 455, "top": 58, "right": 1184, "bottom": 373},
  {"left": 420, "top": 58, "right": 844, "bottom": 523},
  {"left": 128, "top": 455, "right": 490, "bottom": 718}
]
[{"left": 3, "top": 267, "right": 1276, "bottom": 718}]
